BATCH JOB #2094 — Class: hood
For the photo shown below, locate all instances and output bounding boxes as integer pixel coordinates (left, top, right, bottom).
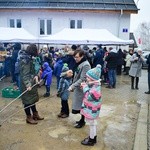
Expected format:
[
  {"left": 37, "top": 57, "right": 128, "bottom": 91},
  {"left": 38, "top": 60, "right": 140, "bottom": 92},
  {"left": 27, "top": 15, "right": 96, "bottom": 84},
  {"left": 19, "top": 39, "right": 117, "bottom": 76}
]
[
  {"left": 43, "top": 62, "right": 49, "bottom": 69},
  {"left": 18, "top": 49, "right": 31, "bottom": 62}
]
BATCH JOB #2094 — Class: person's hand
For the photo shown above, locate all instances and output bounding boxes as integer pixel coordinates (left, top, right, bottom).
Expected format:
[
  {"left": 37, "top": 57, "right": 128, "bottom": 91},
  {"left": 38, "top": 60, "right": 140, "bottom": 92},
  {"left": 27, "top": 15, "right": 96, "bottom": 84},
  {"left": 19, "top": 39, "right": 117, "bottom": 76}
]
[
  {"left": 134, "top": 57, "right": 139, "bottom": 61},
  {"left": 27, "top": 86, "right": 32, "bottom": 91},
  {"left": 34, "top": 76, "right": 39, "bottom": 84},
  {"left": 80, "top": 82, "right": 87, "bottom": 89},
  {"left": 68, "top": 86, "right": 73, "bottom": 92}
]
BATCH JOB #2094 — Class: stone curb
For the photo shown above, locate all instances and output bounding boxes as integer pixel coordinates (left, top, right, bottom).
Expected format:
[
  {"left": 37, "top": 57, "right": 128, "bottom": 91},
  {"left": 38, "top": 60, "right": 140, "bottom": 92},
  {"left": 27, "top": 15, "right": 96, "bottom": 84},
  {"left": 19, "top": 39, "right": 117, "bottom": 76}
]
[{"left": 133, "top": 103, "right": 148, "bottom": 150}]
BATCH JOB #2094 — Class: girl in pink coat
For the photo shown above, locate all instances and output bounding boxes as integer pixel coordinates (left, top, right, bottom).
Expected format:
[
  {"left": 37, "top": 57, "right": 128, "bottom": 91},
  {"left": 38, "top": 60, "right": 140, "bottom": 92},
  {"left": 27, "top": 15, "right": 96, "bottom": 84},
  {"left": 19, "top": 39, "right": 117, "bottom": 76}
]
[{"left": 80, "top": 64, "right": 102, "bottom": 146}]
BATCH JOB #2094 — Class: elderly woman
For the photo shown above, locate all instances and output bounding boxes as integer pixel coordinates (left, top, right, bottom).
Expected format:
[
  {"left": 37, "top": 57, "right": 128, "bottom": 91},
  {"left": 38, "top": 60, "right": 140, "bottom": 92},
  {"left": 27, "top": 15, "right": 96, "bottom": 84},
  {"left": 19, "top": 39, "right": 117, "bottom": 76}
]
[{"left": 129, "top": 49, "right": 145, "bottom": 89}]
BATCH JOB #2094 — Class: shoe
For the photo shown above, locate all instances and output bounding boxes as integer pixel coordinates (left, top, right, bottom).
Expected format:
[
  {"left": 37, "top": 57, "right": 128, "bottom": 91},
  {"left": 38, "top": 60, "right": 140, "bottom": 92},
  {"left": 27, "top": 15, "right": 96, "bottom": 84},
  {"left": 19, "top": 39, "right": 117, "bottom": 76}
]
[
  {"left": 135, "top": 87, "right": 139, "bottom": 90},
  {"left": 81, "top": 137, "right": 96, "bottom": 146},
  {"left": 26, "top": 115, "right": 38, "bottom": 124},
  {"left": 82, "top": 136, "right": 97, "bottom": 144},
  {"left": 145, "top": 91, "right": 150, "bottom": 94},
  {"left": 105, "top": 85, "right": 112, "bottom": 89},
  {"left": 60, "top": 114, "right": 69, "bottom": 118},
  {"left": 33, "top": 111, "right": 44, "bottom": 120},
  {"left": 75, "top": 121, "right": 85, "bottom": 128},
  {"left": 57, "top": 112, "right": 64, "bottom": 117},
  {"left": 43, "top": 93, "right": 50, "bottom": 97}
]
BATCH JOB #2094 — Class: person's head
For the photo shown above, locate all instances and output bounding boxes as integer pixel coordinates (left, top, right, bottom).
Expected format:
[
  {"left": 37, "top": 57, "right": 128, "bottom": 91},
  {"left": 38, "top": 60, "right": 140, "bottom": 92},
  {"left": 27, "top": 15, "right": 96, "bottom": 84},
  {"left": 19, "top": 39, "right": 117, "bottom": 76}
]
[
  {"left": 71, "top": 45, "right": 77, "bottom": 51},
  {"left": 42, "top": 62, "right": 49, "bottom": 69},
  {"left": 137, "top": 48, "right": 143, "bottom": 55},
  {"left": 26, "top": 44, "right": 38, "bottom": 57},
  {"left": 73, "top": 49, "right": 85, "bottom": 63},
  {"left": 86, "top": 64, "right": 101, "bottom": 83},
  {"left": 13, "top": 43, "right": 21, "bottom": 50},
  {"left": 43, "top": 45, "right": 48, "bottom": 52},
  {"left": 97, "top": 44, "right": 102, "bottom": 50},
  {"left": 108, "top": 47, "right": 113, "bottom": 52},
  {"left": 60, "top": 63, "right": 69, "bottom": 77}
]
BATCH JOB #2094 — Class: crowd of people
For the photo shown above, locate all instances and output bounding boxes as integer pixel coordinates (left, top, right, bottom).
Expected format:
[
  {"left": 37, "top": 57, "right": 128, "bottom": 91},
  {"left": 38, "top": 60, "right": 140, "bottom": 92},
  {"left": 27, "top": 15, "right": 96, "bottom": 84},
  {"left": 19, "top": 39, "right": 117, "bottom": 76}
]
[{"left": 0, "top": 42, "right": 150, "bottom": 146}]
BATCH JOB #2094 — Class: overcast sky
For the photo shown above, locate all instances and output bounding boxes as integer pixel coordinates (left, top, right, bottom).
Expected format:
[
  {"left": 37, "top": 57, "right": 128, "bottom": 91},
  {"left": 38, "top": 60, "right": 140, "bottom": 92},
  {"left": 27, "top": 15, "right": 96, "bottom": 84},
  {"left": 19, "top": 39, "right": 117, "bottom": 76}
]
[{"left": 130, "top": 0, "right": 149, "bottom": 32}]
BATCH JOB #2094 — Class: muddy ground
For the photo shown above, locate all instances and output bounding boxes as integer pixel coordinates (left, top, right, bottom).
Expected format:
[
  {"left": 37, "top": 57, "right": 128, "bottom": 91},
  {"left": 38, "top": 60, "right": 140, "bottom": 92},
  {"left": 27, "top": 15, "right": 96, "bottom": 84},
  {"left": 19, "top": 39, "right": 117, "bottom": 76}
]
[{"left": 0, "top": 70, "right": 149, "bottom": 150}]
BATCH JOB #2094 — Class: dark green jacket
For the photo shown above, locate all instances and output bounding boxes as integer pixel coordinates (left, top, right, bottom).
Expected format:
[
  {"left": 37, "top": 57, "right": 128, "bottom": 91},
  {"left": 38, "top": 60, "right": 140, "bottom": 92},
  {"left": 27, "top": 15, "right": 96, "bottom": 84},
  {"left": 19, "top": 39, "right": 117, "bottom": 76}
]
[{"left": 19, "top": 50, "right": 39, "bottom": 105}]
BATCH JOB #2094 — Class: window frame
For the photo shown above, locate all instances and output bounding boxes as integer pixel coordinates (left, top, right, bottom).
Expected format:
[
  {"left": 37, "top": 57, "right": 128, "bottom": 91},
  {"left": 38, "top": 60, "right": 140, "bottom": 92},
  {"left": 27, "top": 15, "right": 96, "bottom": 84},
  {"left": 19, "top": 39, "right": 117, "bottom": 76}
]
[
  {"left": 39, "top": 18, "right": 52, "bottom": 36},
  {"left": 9, "top": 18, "right": 22, "bottom": 28},
  {"left": 69, "top": 19, "right": 83, "bottom": 29}
]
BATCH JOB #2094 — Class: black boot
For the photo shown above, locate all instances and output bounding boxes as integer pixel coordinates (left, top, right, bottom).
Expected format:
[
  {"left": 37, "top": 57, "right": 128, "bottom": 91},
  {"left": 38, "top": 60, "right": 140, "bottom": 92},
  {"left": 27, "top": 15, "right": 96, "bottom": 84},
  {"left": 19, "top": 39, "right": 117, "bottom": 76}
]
[
  {"left": 135, "top": 77, "right": 139, "bottom": 89},
  {"left": 145, "top": 91, "right": 150, "bottom": 94},
  {"left": 131, "top": 77, "right": 134, "bottom": 89},
  {"left": 43, "top": 93, "right": 50, "bottom": 97},
  {"left": 81, "top": 136, "right": 97, "bottom": 144},
  {"left": 75, "top": 115, "right": 85, "bottom": 128},
  {"left": 81, "top": 137, "right": 96, "bottom": 146}
]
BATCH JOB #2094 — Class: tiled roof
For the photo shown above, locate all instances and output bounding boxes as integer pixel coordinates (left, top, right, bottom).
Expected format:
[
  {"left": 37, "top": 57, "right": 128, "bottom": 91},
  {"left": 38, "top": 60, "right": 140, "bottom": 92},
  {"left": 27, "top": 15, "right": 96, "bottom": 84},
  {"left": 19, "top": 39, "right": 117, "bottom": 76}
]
[{"left": 0, "top": 0, "right": 138, "bottom": 12}]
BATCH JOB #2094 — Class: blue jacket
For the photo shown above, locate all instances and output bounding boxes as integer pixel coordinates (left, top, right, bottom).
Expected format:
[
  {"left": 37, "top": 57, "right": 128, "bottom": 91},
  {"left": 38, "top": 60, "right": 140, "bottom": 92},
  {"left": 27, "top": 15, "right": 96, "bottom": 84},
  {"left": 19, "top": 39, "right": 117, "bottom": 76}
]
[
  {"left": 53, "top": 58, "right": 63, "bottom": 77},
  {"left": 41, "top": 62, "right": 53, "bottom": 86},
  {"left": 58, "top": 77, "right": 71, "bottom": 101}
]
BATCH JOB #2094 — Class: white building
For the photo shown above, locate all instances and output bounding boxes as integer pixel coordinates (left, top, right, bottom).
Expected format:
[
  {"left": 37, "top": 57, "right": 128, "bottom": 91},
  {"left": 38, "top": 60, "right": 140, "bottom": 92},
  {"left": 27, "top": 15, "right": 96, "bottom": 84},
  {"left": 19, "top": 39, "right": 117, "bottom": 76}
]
[{"left": 0, "top": 0, "right": 138, "bottom": 43}]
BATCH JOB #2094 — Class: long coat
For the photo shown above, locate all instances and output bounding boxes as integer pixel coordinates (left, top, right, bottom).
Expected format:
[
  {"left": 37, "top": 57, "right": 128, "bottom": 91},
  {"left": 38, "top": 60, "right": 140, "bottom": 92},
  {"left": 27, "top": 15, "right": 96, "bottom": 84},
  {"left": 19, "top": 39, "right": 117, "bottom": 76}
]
[
  {"left": 129, "top": 53, "right": 145, "bottom": 77},
  {"left": 19, "top": 50, "right": 39, "bottom": 105},
  {"left": 70, "top": 60, "right": 91, "bottom": 111}
]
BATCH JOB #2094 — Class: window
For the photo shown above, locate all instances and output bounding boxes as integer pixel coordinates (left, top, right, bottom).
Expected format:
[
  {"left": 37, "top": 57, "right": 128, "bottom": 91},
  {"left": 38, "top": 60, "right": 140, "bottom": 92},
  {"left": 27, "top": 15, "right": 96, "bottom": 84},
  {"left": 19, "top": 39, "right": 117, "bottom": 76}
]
[
  {"left": 17, "top": 19, "right": 21, "bottom": 28},
  {"left": 39, "top": 19, "right": 52, "bottom": 35},
  {"left": 77, "top": 20, "right": 82, "bottom": 28},
  {"left": 9, "top": 19, "right": 22, "bottom": 28},
  {"left": 70, "top": 20, "right": 82, "bottom": 29}
]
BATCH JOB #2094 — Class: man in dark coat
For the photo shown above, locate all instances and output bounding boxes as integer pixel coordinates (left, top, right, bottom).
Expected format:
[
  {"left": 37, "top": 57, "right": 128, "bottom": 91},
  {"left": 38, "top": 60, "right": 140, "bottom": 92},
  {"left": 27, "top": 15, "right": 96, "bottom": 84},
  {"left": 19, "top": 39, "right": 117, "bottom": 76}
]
[
  {"left": 11, "top": 43, "right": 21, "bottom": 83},
  {"left": 105, "top": 47, "right": 118, "bottom": 88}
]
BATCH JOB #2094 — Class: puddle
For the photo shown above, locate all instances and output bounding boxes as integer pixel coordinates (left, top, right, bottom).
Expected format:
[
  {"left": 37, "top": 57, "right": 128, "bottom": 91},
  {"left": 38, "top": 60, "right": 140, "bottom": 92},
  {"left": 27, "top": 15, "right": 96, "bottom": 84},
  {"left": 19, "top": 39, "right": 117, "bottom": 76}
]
[
  {"left": 48, "top": 125, "right": 69, "bottom": 138},
  {"left": 100, "top": 105, "right": 116, "bottom": 117}
]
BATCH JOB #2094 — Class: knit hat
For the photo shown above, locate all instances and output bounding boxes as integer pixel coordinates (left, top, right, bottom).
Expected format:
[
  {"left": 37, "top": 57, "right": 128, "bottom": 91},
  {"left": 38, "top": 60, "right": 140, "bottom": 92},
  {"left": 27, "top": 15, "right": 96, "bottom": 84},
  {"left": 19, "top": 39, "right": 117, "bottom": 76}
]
[
  {"left": 86, "top": 64, "right": 101, "bottom": 81},
  {"left": 62, "top": 63, "right": 69, "bottom": 72},
  {"left": 60, "top": 63, "right": 69, "bottom": 77}
]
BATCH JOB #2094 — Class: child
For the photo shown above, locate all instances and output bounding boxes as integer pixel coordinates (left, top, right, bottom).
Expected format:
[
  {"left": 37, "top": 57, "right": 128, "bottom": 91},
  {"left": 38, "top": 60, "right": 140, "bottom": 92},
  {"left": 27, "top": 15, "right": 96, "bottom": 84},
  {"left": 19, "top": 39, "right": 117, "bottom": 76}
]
[
  {"left": 57, "top": 63, "right": 71, "bottom": 118},
  {"left": 41, "top": 62, "right": 53, "bottom": 97},
  {"left": 80, "top": 64, "right": 102, "bottom": 146},
  {"left": 53, "top": 52, "right": 63, "bottom": 89}
]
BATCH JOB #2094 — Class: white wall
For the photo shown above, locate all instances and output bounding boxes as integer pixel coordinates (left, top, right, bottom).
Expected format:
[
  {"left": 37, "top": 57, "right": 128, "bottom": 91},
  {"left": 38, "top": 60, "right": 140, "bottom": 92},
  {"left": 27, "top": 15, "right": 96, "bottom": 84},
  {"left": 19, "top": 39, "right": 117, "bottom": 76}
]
[{"left": 0, "top": 10, "right": 131, "bottom": 45}]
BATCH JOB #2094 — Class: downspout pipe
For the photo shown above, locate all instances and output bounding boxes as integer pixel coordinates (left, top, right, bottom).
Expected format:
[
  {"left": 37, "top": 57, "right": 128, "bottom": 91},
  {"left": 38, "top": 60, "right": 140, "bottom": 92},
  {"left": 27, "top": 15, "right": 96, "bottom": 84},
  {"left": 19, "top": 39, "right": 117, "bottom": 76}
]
[{"left": 118, "top": 9, "right": 123, "bottom": 38}]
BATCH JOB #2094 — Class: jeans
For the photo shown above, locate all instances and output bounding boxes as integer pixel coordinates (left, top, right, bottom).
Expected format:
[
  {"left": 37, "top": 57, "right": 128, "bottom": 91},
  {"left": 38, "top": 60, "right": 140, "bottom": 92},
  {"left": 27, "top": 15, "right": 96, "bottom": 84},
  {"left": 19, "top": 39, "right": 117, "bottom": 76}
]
[
  {"left": 46, "top": 85, "right": 50, "bottom": 94},
  {"left": 108, "top": 69, "right": 116, "bottom": 87}
]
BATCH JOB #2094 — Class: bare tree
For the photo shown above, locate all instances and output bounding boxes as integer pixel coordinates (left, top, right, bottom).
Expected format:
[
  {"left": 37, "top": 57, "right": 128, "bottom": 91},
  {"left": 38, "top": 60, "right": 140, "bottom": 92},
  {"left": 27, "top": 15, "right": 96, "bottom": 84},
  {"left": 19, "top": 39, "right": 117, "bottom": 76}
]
[{"left": 138, "top": 22, "right": 150, "bottom": 50}]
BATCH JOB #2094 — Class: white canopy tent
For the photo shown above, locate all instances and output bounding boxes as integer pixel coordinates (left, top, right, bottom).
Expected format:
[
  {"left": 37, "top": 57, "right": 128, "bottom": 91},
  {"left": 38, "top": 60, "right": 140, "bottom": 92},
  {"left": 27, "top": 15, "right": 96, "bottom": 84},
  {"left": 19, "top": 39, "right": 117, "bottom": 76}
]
[
  {"left": 0, "top": 27, "right": 38, "bottom": 43},
  {"left": 39, "top": 28, "right": 134, "bottom": 45}
]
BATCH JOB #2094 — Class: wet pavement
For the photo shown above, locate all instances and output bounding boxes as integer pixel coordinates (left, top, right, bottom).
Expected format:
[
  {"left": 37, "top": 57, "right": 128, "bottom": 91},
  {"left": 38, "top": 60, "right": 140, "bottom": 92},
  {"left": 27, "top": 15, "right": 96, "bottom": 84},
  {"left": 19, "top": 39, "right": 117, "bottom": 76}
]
[{"left": 0, "top": 69, "right": 149, "bottom": 150}]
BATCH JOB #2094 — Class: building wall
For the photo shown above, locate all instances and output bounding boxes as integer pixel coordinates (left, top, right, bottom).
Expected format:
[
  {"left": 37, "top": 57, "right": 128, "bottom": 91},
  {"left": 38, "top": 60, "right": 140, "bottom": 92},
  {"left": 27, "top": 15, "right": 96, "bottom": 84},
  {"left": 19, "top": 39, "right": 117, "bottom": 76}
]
[{"left": 0, "top": 10, "right": 130, "bottom": 40}]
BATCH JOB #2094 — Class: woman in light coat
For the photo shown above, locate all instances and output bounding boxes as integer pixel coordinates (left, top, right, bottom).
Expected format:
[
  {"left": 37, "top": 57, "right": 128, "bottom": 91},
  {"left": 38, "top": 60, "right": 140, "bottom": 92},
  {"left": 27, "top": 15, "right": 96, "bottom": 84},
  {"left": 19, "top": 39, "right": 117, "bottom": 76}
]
[
  {"left": 129, "top": 49, "right": 145, "bottom": 89},
  {"left": 68, "top": 49, "right": 91, "bottom": 128}
]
